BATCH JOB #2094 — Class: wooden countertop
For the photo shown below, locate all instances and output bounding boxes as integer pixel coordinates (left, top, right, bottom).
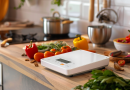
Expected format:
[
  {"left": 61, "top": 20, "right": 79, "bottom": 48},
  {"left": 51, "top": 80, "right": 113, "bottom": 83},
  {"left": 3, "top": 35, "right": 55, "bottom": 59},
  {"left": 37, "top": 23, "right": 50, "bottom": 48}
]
[{"left": 0, "top": 39, "right": 130, "bottom": 90}]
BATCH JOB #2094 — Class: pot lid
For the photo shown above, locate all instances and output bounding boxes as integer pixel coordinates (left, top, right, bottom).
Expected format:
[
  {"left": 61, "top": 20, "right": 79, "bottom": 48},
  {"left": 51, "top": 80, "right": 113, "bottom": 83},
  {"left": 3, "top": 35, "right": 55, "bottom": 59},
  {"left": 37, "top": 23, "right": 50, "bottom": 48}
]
[{"left": 42, "top": 11, "right": 69, "bottom": 22}]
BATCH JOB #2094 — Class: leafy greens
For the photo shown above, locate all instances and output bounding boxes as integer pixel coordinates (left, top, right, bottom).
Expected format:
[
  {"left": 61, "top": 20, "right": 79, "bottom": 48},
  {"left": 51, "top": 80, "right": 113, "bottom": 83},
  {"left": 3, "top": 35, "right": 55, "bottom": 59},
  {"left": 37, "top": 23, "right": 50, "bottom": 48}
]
[{"left": 72, "top": 70, "right": 130, "bottom": 90}]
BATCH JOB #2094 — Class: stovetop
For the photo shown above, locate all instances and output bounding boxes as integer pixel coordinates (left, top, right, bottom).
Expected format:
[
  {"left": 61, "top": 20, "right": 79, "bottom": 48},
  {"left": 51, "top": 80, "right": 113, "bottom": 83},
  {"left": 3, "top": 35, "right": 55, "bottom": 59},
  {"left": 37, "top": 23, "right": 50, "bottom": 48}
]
[{"left": 2, "top": 32, "right": 77, "bottom": 45}]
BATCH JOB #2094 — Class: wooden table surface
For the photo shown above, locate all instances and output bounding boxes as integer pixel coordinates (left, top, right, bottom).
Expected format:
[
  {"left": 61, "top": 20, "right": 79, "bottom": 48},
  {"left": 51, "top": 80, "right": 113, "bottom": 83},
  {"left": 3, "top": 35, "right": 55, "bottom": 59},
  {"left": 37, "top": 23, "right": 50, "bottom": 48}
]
[{"left": 0, "top": 39, "right": 130, "bottom": 90}]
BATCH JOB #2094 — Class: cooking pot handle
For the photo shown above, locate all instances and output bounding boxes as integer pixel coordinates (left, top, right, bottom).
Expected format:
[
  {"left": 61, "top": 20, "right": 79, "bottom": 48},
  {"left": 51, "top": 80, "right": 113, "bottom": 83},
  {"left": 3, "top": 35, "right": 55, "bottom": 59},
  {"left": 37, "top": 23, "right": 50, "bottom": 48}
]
[
  {"left": 62, "top": 20, "right": 73, "bottom": 24},
  {"left": 53, "top": 11, "right": 60, "bottom": 17}
]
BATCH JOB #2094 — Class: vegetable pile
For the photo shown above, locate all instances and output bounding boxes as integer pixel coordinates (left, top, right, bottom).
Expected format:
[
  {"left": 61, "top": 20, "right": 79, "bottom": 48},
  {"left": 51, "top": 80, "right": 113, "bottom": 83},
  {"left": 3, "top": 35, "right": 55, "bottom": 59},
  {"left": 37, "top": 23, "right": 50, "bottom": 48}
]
[
  {"left": 25, "top": 41, "right": 78, "bottom": 62},
  {"left": 117, "top": 30, "right": 130, "bottom": 43},
  {"left": 72, "top": 70, "right": 130, "bottom": 90}
]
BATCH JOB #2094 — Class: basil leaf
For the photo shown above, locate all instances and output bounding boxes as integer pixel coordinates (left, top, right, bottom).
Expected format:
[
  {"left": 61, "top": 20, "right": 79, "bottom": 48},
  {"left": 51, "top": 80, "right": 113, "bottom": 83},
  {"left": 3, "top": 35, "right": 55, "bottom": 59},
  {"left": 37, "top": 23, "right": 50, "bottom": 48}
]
[
  {"left": 103, "top": 70, "right": 115, "bottom": 76},
  {"left": 98, "top": 76, "right": 108, "bottom": 81},
  {"left": 114, "top": 78, "right": 128, "bottom": 87},
  {"left": 101, "top": 76, "right": 115, "bottom": 84}
]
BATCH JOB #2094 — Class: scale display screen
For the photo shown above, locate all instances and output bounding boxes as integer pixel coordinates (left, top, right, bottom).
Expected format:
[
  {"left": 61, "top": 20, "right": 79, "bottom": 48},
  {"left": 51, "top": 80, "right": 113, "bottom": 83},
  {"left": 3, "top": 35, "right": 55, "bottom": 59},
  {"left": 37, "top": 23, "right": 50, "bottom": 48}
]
[{"left": 57, "top": 59, "right": 71, "bottom": 64}]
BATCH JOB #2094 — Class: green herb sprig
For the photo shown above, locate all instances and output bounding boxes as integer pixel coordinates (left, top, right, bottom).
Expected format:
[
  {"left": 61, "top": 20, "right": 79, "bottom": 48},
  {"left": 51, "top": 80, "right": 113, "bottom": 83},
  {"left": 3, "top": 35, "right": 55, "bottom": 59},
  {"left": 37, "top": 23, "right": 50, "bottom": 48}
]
[
  {"left": 14, "top": 0, "right": 25, "bottom": 9},
  {"left": 14, "top": 0, "right": 61, "bottom": 9},
  {"left": 72, "top": 70, "right": 130, "bottom": 90},
  {"left": 51, "top": 0, "right": 61, "bottom": 6}
]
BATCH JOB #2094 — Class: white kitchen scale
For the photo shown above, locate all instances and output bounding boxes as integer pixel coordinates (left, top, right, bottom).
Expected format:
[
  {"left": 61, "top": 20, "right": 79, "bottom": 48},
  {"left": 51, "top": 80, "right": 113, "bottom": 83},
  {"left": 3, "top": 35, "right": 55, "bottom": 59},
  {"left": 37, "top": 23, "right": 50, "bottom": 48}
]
[{"left": 41, "top": 50, "right": 109, "bottom": 76}]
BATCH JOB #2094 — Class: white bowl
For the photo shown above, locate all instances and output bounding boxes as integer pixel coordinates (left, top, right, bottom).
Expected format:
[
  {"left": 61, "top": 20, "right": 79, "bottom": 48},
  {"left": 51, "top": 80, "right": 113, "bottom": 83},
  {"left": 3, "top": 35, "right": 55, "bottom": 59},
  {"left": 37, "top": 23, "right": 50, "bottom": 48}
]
[
  {"left": 113, "top": 38, "right": 130, "bottom": 52},
  {"left": 23, "top": 46, "right": 49, "bottom": 52}
]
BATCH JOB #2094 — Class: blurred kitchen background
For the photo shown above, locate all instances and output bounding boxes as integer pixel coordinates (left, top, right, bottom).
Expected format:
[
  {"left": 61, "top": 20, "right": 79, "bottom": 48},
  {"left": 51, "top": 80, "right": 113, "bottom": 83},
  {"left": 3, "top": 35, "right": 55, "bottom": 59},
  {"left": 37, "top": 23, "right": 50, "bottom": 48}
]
[{"left": 2, "top": 0, "right": 130, "bottom": 41}]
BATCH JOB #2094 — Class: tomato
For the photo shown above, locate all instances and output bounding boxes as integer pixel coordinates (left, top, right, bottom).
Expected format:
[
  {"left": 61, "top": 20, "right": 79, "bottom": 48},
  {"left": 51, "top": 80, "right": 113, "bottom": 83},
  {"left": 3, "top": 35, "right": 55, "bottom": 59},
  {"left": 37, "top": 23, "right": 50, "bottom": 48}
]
[
  {"left": 55, "top": 51, "right": 62, "bottom": 55},
  {"left": 66, "top": 47, "right": 72, "bottom": 52},
  {"left": 61, "top": 46, "right": 72, "bottom": 53},
  {"left": 34, "top": 52, "right": 44, "bottom": 62},
  {"left": 50, "top": 49, "right": 56, "bottom": 53},
  {"left": 44, "top": 51, "right": 55, "bottom": 58},
  {"left": 61, "top": 49, "right": 67, "bottom": 53},
  {"left": 118, "top": 60, "right": 125, "bottom": 67},
  {"left": 126, "top": 36, "right": 130, "bottom": 42}
]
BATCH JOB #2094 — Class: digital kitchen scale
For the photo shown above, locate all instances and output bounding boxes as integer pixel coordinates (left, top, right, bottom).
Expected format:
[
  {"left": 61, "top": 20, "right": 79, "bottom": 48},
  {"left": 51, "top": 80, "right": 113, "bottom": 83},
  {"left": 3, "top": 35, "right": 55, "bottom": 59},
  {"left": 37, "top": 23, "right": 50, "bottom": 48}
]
[{"left": 41, "top": 50, "right": 109, "bottom": 76}]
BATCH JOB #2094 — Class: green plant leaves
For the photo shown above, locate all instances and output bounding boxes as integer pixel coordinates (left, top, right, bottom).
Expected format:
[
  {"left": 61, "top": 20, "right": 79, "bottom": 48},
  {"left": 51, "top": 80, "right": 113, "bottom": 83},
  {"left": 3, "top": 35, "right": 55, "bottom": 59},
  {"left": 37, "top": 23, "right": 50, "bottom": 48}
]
[
  {"left": 73, "top": 70, "right": 130, "bottom": 90},
  {"left": 14, "top": 0, "right": 25, "bottom": 9},
  {"left": 51, "top": 0, "right": 61, "bottom": 6},
  {"left": 101, "top": 76, "right": 115, "bottom": 84},
  {"left": 103, "top": 70, "right": 115, "bottom": 76},
  {"left": 114, "top": 78, "right": 128, "bottom": 87}
]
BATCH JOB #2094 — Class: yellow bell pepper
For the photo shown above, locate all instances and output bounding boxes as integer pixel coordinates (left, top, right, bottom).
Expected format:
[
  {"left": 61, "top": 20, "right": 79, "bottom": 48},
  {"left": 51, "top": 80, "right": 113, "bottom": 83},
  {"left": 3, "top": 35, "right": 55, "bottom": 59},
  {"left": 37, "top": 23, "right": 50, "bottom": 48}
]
[{"left": 73, "top": 35, "right": 89, "bottom": 50}]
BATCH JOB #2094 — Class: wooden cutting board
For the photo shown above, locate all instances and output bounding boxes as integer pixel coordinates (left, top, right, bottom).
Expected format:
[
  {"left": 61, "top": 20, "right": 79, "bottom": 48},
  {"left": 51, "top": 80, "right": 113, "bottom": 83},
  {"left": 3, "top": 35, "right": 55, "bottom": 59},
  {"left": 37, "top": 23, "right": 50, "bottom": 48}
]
[{"left": 81, "top": 34, "right": 91, "bottom": 43}]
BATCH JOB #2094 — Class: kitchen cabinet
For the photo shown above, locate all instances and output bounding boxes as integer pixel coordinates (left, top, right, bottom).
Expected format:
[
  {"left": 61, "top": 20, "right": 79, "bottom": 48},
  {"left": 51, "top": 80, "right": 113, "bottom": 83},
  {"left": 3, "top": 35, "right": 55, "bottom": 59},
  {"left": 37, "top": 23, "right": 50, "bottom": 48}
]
[
  {"left": 2, "top": 63, "right": 50, "bottom": 90},
  {"left": 0, "top": 39, "right": 130, "bottom": 90}
]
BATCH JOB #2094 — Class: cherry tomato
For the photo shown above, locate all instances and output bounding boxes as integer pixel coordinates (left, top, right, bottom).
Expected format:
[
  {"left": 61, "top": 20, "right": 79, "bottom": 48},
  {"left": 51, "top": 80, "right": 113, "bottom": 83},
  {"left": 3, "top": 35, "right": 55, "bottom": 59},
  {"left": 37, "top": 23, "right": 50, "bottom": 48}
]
[
  {"left": 126, "top": 36, "right": 130, "bottom": 42},
  {"left": 66, "top": 47, "right": 72, "bottom": 52},
  {"left": 55, "top": 51, "right": 62, "bottom": 55},
  {"left": 118, "top": 60, "right": 125, "bottom": 67},
  {"left": 61, "top": 49, "right": 67, "bottom": 53},
  {"left": 50, "top": 49, "right": 56, "bottom": 53},
  {"left": 44, "top": 51, "right": 54, "bottom": 58},
  {"left": 34, "top": 52, "right": 44, "bottom": 62},
  {"left": 61, "top": 46, "right": 72, "bottom": 52}
]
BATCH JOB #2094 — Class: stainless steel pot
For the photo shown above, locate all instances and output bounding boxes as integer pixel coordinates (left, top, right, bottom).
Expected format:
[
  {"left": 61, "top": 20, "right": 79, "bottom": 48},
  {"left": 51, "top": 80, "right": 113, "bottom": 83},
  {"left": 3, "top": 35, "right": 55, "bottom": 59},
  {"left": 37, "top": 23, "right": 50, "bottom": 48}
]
[
  {"left": 41, "top": 11, "right": 73, "bottom": 35},
  {"left": 87, "top": 25, "right": 112, "bottom": 46}
]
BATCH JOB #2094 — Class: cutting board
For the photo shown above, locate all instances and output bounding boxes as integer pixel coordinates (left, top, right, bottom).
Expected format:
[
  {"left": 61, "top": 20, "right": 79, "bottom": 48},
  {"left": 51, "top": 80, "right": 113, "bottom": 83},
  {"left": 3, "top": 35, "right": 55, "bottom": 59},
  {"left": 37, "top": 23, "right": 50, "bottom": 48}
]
[
  {"left": 81, "top": 34, "right": 91, "bottom": 43},
  {"left": 0, "top": 0, "right": 9, "bottom": 21}
]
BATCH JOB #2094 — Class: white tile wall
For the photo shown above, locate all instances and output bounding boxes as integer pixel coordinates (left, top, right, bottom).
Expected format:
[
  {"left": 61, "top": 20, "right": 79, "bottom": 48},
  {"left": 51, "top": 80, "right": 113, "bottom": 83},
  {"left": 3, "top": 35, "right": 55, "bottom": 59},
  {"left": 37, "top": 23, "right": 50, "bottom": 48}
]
[{"left": 6, "top": 0, "right": 130, "bottom": 40}]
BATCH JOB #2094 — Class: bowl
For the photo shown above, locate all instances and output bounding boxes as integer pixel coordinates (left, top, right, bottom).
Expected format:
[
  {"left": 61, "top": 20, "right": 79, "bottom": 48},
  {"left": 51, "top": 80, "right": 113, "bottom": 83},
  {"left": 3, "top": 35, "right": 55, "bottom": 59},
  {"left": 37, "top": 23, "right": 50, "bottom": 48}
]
[
  {"left": 23, "top": 46, "right": 49, "bottom": 52},
  {"left": 113, "top": 38, "right": 130, "bottom": 52},
  {"left": 87, "top": 25, "right": 112, "bottom": 46}
]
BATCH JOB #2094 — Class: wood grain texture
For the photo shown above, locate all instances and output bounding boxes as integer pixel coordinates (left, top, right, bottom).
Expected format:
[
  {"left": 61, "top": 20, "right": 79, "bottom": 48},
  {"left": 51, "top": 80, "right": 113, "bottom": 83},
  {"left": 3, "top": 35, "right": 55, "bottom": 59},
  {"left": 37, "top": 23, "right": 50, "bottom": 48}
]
[
  {"left": 89, "top": 0, "right": 95, "bottom": 22},
  {"left": 0, "top": 39, "right": 130, "bottom": 90},
  {"left": 0, "top": 25, "right": 42, "bottom": 31},
  {"left": 97, "top": 0, "right": 99, "bottom": 12},
  {"left": 103, "top": 0, "right": 107, "bottom": 8}
]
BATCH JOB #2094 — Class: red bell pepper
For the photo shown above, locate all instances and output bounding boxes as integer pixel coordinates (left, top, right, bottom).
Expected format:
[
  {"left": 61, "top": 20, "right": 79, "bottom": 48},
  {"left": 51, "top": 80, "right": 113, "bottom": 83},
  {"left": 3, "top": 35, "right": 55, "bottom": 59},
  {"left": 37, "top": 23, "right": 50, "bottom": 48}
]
[
  {"left": 25, "top": 41, "right": 38, "bottom": 59},
  {"left": 126, "top": 36, "right": 130, "bottom": 42},
  {"left": 126, "top": 30, "right": 130, "bottom": 42}
]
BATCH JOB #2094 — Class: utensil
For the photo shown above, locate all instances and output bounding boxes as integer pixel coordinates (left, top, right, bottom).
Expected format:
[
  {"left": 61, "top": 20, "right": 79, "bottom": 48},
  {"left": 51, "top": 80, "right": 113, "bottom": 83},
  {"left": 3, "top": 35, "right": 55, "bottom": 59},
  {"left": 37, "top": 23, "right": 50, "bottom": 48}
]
[
  {"left": 87, "top": 25, "right": 112, "bottom": 46},
  {"left": 1, "top": 38, "right": 12, "bottom": 47},
  {"left": 97, "top": 0, "right": 99, "bottom": 12},
  {"left": 41, "top": 11, "right": 73, "bottom": 35},
  {"left": 89, "top": 0, "right": 95, "bottom": 22},
  {"left": 103, "top": 0, "right": 107, "bottom": 8}
]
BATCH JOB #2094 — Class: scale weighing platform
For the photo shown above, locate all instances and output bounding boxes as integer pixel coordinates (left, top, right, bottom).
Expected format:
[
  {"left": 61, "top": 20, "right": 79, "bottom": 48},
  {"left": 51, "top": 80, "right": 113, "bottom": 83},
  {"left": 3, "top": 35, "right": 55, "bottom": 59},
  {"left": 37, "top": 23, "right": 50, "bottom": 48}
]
[{"left": 41, "top": 50, "right": 109, "bottom": 76}]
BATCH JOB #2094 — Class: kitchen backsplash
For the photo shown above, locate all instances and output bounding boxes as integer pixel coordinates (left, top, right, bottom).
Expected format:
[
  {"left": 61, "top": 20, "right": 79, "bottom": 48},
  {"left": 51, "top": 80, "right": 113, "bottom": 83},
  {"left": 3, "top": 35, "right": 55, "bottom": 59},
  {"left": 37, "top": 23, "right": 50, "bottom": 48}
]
[{"left": 6, "top": 0, "right": 130, "bottom": 41}]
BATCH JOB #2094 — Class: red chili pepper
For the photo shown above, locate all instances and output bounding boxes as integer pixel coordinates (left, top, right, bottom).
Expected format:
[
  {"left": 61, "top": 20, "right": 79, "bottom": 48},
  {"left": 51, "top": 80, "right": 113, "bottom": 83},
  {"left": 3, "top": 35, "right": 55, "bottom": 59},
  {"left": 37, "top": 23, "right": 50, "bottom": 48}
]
[
  {"left": 126, "top": 30, "right": 130, "bottom": 42},
  {"left": 25, "top": 41, "right": 38, "bottom": 59}
]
